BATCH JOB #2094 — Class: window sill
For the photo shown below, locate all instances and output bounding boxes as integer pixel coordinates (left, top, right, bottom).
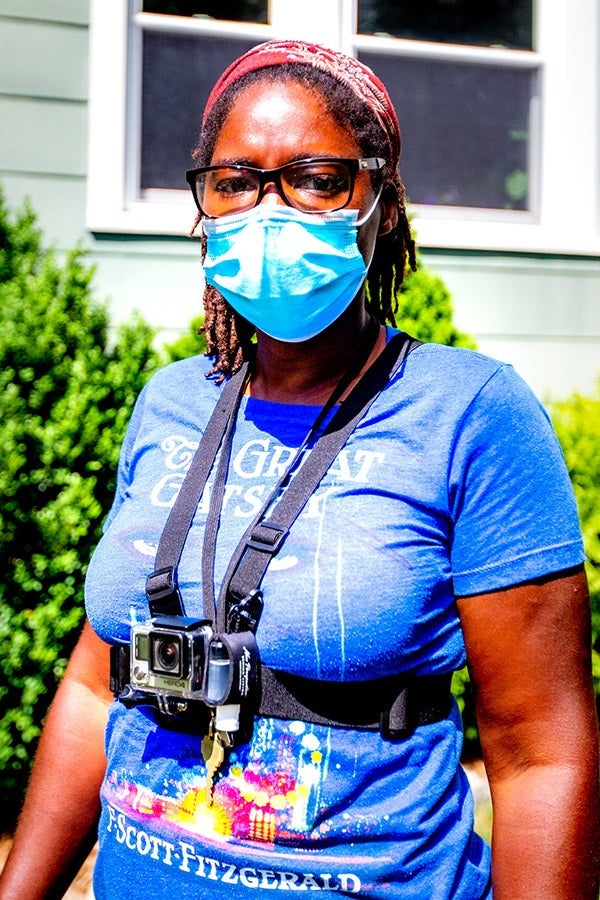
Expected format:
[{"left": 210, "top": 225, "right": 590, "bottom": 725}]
[{"left": 85, "top": 196, "right": 600, "bottom": 257}]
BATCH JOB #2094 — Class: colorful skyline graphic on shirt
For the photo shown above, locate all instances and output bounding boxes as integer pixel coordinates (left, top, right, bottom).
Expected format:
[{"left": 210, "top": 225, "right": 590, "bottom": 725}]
[{"left": 104, "top": 718, "right": 339, "bottom": 846}]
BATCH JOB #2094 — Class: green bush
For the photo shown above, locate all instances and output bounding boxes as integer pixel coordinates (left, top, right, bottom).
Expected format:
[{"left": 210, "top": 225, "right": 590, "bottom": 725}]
[
  {"left": 164, "top": 315, "right": 206, "bottom": 361},
  {"left": 0, "top": 192, "right": 161, "bottom": 830},
  {"left": 397, "top": 263, "right": 477, "bottom": 349},
  {"left": 550, "top": 383, "right": 600, "bottom": 692}
]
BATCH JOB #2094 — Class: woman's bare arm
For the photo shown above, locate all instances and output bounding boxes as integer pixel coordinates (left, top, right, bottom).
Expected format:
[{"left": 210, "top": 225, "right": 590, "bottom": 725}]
[
  {"left": 458, "top": 566, "right": 600, "bottom": 899},
  {"left": 0, "top": 620, "right": 113, "bottom": 900}
]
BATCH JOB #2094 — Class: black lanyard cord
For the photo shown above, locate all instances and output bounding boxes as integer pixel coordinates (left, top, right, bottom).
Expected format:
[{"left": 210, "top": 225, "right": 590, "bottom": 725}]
[
  {"left": 200, "top": 367, "right": 251, "bottom": 621},
  {"left": 216, "top": 328, "right": 421, "bottom": 632},
  {"left": 203, "top": 317, "right": 380, "bottom": 625}
]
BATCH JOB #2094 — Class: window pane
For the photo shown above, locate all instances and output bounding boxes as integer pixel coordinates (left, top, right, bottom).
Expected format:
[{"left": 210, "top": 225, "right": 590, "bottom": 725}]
[
  {"left": 358, "top": 52, "right": 535, "bottom": 210},
  {"left": 358, "top": 0, "right": 533, "bottom": 51},
  {"left": 142, "top": 1, "right": 268, "bottom": 24},
  {"left": 140, "top": 31, "right": 260, "bottom": 191}
]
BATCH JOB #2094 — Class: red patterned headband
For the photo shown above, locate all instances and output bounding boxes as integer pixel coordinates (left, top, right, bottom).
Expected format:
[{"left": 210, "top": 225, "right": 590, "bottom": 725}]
[{"left": 203, "top": 40, "right": 401, "bottom": 170}]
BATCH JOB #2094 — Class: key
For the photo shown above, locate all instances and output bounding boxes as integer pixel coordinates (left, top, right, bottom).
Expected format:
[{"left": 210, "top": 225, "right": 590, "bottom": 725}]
[
  {"left": 201, "top": 729, "right": 215, "bottom": 766},
  {"left": 204, "top": 730, "right": 226, "bottom": 806},
  {"left": 201, "top": 720, "right": 217, "bottom": 801}
]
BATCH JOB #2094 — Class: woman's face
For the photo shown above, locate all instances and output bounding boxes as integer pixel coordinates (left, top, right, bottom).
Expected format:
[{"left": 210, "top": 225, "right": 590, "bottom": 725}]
[{"left": 209, "top": 79, "right": 386, "bottom": 259}]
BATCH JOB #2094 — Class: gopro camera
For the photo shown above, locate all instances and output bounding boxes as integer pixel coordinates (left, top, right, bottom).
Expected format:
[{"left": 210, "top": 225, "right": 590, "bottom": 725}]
[{"left": 130, "top": 615, "right": 213, "bottom": 701}]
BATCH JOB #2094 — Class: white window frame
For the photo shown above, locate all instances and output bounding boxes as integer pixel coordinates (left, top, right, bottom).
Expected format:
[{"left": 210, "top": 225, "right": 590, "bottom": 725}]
[{"left": 87, "top": 0, "right": 600, "bottom": 255}]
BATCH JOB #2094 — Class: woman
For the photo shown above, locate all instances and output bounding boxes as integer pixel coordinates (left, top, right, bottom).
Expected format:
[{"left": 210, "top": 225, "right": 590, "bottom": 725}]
[{"left": 1, "top": 40, "right": 598, "bottom": 899}]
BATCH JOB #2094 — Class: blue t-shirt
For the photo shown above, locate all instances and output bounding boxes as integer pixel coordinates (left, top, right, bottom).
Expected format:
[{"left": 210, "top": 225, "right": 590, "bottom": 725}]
[{"left": 85, "top": 336, "right": 584, "bottom": 898}]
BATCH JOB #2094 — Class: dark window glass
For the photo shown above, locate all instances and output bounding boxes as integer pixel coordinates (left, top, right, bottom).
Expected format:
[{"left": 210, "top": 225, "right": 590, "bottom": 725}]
[
  {"left": 358, "top": 52, "right": 535, "bottom": 210},
  {"left": 140, "top": 31, "right": 259, "bottom": 190},
  {"left": 142, "top": 1, "right": 268, "bottom": 24},
  {"left": 358, "top": 0, "right": 533, "bottom": 51}
]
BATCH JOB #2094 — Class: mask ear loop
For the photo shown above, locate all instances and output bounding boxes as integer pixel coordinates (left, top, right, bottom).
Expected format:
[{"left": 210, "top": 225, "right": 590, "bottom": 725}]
[
  {"left": 354, "top": 185, "right": 384, "bottom": 227},
  {"left": 353, "top": 186, "right": 385, "bottom": 274}
]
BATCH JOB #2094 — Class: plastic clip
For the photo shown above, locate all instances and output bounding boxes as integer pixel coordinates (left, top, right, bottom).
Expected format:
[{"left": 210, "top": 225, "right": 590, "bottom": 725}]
[
  {"left": 227, "top": 589, "right": 264, "bottom": 634},
  {"left": 145, "top": 566, "right": 184, "bottom": 616},
  {"left": 246, "top": 521, "right": 287, "bottom": 554}
]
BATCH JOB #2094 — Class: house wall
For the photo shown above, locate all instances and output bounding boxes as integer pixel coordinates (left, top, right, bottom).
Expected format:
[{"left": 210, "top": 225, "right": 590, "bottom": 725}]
[
  {"left": 0, "top": 1, "right": 598, "bottom": 401},
  {"left": 0, "top": 1, "right": 89, "bottom": 246},
  {"left": 430, "top": 252, "right": 600, "bottom": 401}
]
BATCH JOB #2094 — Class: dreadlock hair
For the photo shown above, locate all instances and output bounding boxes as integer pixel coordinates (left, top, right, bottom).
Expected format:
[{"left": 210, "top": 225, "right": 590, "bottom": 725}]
[{"left": 192, "top": 64, "right": 416, "bottom": 379}]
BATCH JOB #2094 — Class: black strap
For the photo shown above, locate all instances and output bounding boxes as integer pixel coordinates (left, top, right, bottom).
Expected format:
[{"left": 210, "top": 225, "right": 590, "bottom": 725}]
[
  {"left": 205, "top": 317, "right": 382, "bottom": 628},
  {"left": 220, "top": 332, "right": 422, "bottom": 623},
  {"left": 110, "top": 643, "right": 452, "bottom": 739},
  {"left": 259, "top": 668, "right": 453, "bottom": 740},
  {"left": 147, "top": 330, "right": 420, "bottom": 622}
]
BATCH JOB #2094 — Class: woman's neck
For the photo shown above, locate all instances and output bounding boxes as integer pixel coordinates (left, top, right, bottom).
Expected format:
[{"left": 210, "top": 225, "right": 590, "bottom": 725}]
[{"left": 250, "top": 308, "right": 386, "bottom": 405}]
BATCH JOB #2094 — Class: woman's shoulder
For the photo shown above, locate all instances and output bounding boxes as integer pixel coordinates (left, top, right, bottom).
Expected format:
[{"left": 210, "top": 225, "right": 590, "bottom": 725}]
[
  {"left": 396, "top": 333, "right": 524, "bottom": 397},
  {"left": 386, "top": 334, "right": 546, "bottom": 432},
  {"left": 403, "top": 336, "right": 507, "bottom": 378},
  {"left": 141, "top": 353, "right": 222, "bottom": 403},
  {"left": 125, "top": 354, "right": 225, "bottom": 434},
  {"left": 146, "top": 352, "right": 218, "bottom": 388}
]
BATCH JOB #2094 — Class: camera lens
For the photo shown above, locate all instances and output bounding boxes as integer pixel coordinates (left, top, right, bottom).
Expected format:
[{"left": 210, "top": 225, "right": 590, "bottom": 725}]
[
  {"left": 152, "top": 634, "right": 182, "bottom": 676},
  {"left": 157, "top": 639, "right": 179, "bottom": 670}
]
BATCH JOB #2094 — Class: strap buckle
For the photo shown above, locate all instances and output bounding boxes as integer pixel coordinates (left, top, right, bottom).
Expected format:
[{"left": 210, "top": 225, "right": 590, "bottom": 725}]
[
  {"left": 146, "top": 566, "right": 184, "bottom": 616},
  {"left": 246, "top": 520, "right": 288, "bottom": 554}
]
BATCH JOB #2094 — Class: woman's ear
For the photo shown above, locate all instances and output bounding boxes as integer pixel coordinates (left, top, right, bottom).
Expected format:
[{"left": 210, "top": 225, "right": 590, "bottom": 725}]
[{"left": 378, "top": 182, "right": 399, "bottom": 235}]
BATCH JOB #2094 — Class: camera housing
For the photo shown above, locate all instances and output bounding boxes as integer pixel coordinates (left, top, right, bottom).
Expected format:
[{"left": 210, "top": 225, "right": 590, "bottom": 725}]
[
  {"left": 130, "top": 615, "right": 213, "bottom": 701},
  {"left": 115, "top": 614, "right": 261, "bottom": 738}
]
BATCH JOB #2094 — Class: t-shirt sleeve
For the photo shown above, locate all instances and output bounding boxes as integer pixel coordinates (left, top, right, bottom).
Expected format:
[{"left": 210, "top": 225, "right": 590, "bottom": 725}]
[{"left": 449, "top": 364, "right": 585, "bottom": 596}]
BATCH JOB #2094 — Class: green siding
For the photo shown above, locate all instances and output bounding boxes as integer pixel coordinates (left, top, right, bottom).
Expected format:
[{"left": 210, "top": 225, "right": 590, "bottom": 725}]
[
  {"left": 89, "top": 242, "right": 203, "bottom": 335},
  {"left": 0, "top": 0, "right": 88, "bottom": 26},
  {"left": 0, "top": 96, "right": 87, "bottom": 176},
  {"left": 425, "top": 253, "right": 600, "bottom": 338},
  {"left": 0, "top": 4, "right": 89, "bottom": 247},
  {"left": 421, "top": 251, "right": 600, "bottom": 399},
  {"left": 0, "top": 18, "right": 88, "bottom": 100},
  {"left": 0, "top": 173, "right": 88, "bottom": 247}
]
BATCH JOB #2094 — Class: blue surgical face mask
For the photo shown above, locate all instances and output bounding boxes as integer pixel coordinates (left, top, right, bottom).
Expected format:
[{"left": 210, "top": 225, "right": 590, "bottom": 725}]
[{"left": 202, "top": 201, "right": 378, "bottom": 343}]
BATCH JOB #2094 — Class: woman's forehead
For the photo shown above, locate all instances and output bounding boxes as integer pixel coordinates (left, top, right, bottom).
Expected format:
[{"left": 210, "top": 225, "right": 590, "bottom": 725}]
[
  {"left": 211, "top": 80, "right": 361, "bottom": 164},
  {"left": 224, "top": 77, "right": 328, "bottom": 123}
]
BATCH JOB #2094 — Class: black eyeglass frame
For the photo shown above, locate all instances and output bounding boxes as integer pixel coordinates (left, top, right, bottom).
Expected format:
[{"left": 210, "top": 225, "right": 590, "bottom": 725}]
[{"left": 185, "top": 156, "right": 387, "bottom": 218}]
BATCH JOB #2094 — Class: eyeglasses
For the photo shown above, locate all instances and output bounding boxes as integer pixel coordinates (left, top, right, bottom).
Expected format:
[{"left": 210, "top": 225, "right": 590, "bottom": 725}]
[{"left": 185, "top": 157, "right": 386, "bottom": 218}]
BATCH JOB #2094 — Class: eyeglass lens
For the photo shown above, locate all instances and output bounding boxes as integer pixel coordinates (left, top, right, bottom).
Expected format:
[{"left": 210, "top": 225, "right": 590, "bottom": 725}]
[{"left": 193, "top": 160, "right": 355, "bottom": 217}]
